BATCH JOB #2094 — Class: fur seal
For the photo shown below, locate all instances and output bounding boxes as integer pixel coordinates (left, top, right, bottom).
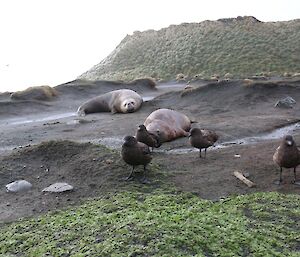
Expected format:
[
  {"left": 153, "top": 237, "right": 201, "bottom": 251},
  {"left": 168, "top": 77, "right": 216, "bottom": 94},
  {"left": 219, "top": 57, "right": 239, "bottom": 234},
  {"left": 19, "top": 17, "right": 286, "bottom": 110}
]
[
  {"left": 273, "top": 135, "right": 300, "bottom": 185},
  {"left": 10, "top": 85, "right": 58, "bottom": 101},
  {"left": 135, "top": 124, "right": 161, "bottom": 151},
  {"left": 144, "top": 108, "right": 192, "bottom": 143},
  {"left": 121, "top": 136, "right": 152, "bottom": 183},
  {"left": 77, "top": 89, "right": 143, "bottom": 116},
  {"left": 188, "top": 128, "right": 219, "bottom": 158}
]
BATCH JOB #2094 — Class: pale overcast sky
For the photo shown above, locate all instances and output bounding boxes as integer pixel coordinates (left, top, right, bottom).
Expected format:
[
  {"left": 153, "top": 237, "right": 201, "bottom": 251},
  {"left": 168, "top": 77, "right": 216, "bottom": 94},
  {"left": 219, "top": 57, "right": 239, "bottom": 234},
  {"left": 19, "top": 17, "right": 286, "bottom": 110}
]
[{"left": 0, "top": 0, "right": 299, "bottom": 92}]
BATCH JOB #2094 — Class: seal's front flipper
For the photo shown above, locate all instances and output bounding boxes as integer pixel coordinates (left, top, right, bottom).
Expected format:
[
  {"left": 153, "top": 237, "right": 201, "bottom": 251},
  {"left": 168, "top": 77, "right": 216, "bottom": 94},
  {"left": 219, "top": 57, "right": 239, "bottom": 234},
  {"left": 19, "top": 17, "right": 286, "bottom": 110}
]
[{"left": 111, "top": 107, "right": 117, "bottom": 114}]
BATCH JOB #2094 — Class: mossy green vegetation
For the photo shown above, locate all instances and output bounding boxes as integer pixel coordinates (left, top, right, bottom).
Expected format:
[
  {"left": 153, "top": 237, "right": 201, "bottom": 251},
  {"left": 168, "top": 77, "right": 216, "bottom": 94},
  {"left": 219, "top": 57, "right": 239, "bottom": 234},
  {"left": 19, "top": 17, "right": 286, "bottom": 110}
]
[
  {"left": 0, "top": 191, "right": 299, "bottom": 256},
  {"left": 79, "top": 16, "right": 300, "bottom": 81}
]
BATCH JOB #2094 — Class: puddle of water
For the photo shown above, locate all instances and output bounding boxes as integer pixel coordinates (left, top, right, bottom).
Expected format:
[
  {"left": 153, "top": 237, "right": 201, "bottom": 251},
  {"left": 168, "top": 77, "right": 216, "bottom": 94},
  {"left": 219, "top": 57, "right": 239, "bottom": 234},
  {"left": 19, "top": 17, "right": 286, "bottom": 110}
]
[
  {"left": 90, "top": 122, "right": 300, "bottom": 154},
  {"left": 143, "top": 96, "right": 155, "bottom": 101},
  {"left": 6, "top": 112, "right": 77, "bottom": 125},
  {"left": 97, "top": 137, "right": 124, "bottom": 149},
  {"left": 223, "top": 122, "right": 300, "bottom": 146},
  {"left": 76, "top": 122, "right": 300, "bottom": 154},
  {"left": 156, "top": 83, "right": 186, "bottom": 90},
  {"left": 1, "top": 121, "right": 299, "bottom": 156}
]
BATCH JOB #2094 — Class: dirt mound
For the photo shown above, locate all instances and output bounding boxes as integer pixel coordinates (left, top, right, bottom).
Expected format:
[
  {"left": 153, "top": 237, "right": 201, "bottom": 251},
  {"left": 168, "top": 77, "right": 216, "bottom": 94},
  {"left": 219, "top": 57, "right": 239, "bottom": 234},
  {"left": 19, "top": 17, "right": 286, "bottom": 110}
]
[
  {"left": 10, "top": 86, "right": 58, "bottom": 101},
  {"left": 2, "top": 135, "right": 300, "bottom": 224},
  {"left": 162, "top": 79, "right": 300, "bottom": 110},
  {"left": 128, "top": 78, "right": 157, "bottom": 89},
  {"left": 0, "top": 141, "right": 131, "bottom": 223},
  {"left": 56, "top": 78, "right": 157, "bottom": 99}
]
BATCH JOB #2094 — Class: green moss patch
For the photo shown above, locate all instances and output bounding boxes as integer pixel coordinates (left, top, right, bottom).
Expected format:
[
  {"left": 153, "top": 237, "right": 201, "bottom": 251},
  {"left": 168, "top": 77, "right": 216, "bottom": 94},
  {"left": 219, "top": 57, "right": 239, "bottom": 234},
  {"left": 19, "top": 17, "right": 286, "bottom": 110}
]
[{"left": 0, "top": 192, "right": 299, "bottom": 256}]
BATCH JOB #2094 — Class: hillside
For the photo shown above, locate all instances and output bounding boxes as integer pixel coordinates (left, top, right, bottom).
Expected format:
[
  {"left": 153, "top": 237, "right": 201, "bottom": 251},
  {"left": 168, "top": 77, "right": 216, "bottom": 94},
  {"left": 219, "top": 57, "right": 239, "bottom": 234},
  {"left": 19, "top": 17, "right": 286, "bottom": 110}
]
[{"left": 79, "top": 16, "right": 300, "bottom": 81}]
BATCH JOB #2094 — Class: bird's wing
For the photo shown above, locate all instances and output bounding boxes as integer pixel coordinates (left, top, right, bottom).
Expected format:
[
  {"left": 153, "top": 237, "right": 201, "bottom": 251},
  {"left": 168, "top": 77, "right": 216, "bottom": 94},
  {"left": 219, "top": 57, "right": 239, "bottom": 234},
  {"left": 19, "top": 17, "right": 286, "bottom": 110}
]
[{"left": 137, "top": 142, "right": 151, "bottom": 155}]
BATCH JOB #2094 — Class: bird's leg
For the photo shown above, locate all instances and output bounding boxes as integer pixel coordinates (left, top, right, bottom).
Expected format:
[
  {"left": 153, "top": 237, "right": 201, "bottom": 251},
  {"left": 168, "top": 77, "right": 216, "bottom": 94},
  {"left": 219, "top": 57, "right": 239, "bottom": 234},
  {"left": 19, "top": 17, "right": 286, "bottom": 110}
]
[
  {"left": 274, "top": 167, "right": 283, "bottom": 185},
  {"left": 199, "top": 149, "right": 202, "bottom": 158},
  {"left": 204, "top": 148, "right": 207, "bottom": 158},
  {"left": 140, "top": 165, "right": 150, "bottom": 184},
  {"left": 280, "top": 167, "right": 283, "bottom": 183},
  {"left": 125, "top": 166, "right": 135, "bottom": 181},
  {"left": 293, "top": 167, "right": 300, "bottom": 186}
]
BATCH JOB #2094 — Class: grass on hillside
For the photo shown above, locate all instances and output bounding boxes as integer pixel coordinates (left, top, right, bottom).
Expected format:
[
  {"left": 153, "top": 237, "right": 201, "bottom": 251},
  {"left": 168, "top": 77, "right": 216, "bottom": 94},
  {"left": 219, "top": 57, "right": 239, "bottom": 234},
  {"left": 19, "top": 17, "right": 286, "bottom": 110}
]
[
  {"left": 80, "top": 17, "right": 300, "bottom": 82},
  {"left": 0, "top": 191, "right": 299, "bottom": 256}
]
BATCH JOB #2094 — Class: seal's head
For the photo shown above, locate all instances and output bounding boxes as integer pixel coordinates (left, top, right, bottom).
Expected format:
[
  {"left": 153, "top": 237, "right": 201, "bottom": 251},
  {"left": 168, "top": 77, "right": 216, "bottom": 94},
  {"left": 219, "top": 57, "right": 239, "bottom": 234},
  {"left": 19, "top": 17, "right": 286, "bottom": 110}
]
[{"left": 121, "top": 99, "right": 137, "bottom": 113}]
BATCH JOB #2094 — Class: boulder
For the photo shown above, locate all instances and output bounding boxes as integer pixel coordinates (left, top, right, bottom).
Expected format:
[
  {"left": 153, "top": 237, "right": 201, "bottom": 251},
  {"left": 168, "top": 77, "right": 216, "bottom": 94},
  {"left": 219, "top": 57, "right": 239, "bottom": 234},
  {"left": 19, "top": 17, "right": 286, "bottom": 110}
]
[
  {"left": 274, "top": 96, "right": 296, "bottom": 109},
  {"left": 6, "top": 180, "right": 32, "bottom": 193},
  {"left": 42, "top": 182, "right": 74, "bottom": 193}
]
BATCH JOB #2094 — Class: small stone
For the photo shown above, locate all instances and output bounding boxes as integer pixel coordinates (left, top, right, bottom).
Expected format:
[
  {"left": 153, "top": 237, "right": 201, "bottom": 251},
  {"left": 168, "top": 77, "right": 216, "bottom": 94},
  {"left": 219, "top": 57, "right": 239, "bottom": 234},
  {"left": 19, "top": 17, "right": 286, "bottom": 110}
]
[
  {"left": 42, "top": 182, "right": 74, "bottom": 193},
  {"left": 275, "top": 96, "right": 296, "bottom": 109},
  {"left": 6, "top": 180, "right": 32, "bottom": 193},
  {"left": 243, "top": 172, "right": 250, "bottom": 178},
  {"left": 234, "top": 154, "right": 241, "bottom": 158}
]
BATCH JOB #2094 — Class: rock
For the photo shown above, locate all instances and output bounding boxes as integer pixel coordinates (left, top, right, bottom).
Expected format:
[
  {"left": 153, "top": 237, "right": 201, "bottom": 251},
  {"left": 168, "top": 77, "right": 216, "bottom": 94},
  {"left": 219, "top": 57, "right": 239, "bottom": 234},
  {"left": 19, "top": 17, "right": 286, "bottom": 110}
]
[
  {"left": 42, "top": 182, "right": 74, "bottom": 193},
  {"left": 6, "top": 180, "right": 32, "bottom": 193},
  {"left": 275, "top": 96, "right": 296, "bottom": 109},
  {"left": 105, "top": 159, "right": 113, "bottom": 164}
]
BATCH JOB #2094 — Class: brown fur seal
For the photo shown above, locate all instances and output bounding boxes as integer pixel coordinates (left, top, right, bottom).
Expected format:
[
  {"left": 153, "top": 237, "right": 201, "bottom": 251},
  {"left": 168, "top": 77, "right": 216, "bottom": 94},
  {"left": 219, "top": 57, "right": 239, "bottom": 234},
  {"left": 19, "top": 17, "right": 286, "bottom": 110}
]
[
  {"left": 10, "top": 85, "right": 58, "bottom": 101},
  {"left": 188, "top": 128, "right": 218, "bottom": 158},
  {"left": 77, "top": 89, "right": 143, "bottom": 116},
  {"left": 121, "top": 136, "right": 152, "bottom": 183},
  {"left": 144, "top": 108, "right": 192, "bottom": 143},
  {"left": 273, "top": 135, "right": 300, "bottom": 185},
  {"left": 135, "top": 124, "right": 162, "bottom": 151}
]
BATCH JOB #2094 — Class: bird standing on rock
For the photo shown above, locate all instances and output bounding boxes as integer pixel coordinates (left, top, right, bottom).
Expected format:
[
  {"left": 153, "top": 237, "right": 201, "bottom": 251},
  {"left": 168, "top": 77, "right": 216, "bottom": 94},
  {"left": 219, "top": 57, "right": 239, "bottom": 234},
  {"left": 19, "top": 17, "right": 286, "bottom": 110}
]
[
  {"left": 273, "top": 135, "right": 300, "bottom": 185},
  {"left": 121, "top": 135, "right": 152, "bottom": 183},
  {"left": 188, "top": 128, "right": 218, "bottom": 158},
  {"left": 135, "top": 124, "right": 161, "bottom": 151}
]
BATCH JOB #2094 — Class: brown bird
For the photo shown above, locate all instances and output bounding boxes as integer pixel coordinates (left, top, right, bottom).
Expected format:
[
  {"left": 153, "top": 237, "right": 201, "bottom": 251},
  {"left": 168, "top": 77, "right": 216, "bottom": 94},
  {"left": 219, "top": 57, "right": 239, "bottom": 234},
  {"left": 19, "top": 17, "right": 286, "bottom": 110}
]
[
  {"left": 273, "top": 135, "right": 300, "bottom": 185},
  {"left": 121, "top": 135, "right": 152, "bottom": 183},
  {"left": 188, "top": 128, "right": 218, "bottom": 158},
  {"left": 135, "top": 124, "right": 162, "bottom": 151}
]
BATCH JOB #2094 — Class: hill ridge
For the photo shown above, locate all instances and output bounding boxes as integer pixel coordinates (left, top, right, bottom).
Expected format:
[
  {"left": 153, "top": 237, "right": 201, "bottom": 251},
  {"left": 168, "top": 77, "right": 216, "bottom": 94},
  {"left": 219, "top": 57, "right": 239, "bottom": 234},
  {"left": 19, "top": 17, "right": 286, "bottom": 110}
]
[{"left": 79, "top": 16, "right": 300, "bottom": 81}]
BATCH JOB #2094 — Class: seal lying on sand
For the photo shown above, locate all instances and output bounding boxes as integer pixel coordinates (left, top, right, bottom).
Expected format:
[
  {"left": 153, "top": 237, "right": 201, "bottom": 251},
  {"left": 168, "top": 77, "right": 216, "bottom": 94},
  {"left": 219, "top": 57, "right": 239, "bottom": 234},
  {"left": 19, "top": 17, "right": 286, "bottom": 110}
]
[
  {"left": 273, "top": 135, "right": 300, "bottom": 185},
  {"left": 77, "top": 89, "right": 143, "bottom": 116},
  {"left": 10, "top": 85, "right": 58, "bottom": 101},
  {"left": 144, "top": 108, "right": 192, "bottom": 142},
  {"left": 188, "top": 128, "right": 218, "bottom": 158}
]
